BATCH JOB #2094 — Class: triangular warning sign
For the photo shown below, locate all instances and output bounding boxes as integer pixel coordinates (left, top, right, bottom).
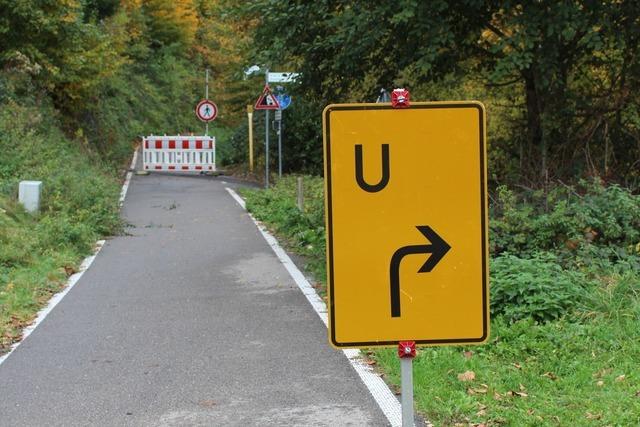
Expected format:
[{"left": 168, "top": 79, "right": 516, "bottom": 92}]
[{"left": 254, "top": 85, "right": 281, "bottom": 110}]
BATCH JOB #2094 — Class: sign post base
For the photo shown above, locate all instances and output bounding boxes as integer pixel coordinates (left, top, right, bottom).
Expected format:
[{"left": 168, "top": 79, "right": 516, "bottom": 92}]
[{"left": 398, "top": 341, "right": 416, "bottom": 426}]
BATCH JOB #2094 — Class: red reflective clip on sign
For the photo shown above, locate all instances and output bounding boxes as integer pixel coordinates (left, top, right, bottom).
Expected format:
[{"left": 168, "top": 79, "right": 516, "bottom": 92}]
[
  {"left": 391, "top": 88, "right": 410, "bottom": 108},
  {"left": 398, "top": 341, "right": 416, "bottom": 358}
]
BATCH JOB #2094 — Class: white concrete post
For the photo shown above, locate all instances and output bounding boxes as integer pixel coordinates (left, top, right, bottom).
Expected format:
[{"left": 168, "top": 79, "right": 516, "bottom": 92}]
[{"left": 19, "top": 181, "right": 42, "bottom": 214}]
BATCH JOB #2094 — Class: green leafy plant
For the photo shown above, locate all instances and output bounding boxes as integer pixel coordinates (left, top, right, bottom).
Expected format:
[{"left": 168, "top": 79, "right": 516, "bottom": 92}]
[{"left": 490, "top": 252, "right": 590, "bottom": 322}]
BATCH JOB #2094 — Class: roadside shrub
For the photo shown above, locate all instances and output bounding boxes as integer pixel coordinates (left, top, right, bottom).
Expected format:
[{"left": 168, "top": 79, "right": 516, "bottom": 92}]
[
  {"left": 490, "top": 180, "right": 640, "bottom": 260},
  {"left": 35, "top": 215, "right": 95, "bottom": 255},
  {"left": 0, "top": 204, "right": 36, "bottom": 269},
  {"left": 490, "top": 251, "right": 589, "bottom": 322}
]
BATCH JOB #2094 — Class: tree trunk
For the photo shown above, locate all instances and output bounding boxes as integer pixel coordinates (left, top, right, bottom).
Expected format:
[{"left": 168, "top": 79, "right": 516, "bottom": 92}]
[{"left": 523, "top": 69, "right": 545, "bottom": 181}]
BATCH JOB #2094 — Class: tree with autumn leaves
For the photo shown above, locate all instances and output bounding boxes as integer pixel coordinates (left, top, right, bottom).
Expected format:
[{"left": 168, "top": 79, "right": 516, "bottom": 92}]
[{"left": 0, "top": 0, "right": 252, "bottom": 162}]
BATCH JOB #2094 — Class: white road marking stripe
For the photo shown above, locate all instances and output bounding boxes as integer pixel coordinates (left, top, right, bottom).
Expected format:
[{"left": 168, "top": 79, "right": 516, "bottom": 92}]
[
  {"left": 119, "top": 147, "right": 138, "bottom": 206},
  {"left": 1, "top": 148, "right": 138, "bottom": 367},
  {"left": 225, "top": 187, "right": 404, "bottom": 427}
]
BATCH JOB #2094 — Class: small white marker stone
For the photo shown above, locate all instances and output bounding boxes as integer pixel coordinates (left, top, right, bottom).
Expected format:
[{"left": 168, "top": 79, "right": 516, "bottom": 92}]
[{"left": 19, "top": 181, "right": 42, "bottom": 214}]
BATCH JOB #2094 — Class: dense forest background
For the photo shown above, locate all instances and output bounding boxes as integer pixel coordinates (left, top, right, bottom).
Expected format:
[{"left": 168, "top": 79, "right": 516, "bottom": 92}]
[
  {"left": 239, "top": 1, "right": 640, "bottom": 188},
  {"left": 1, "top": 1, "right": 638, "bottom": 188}
]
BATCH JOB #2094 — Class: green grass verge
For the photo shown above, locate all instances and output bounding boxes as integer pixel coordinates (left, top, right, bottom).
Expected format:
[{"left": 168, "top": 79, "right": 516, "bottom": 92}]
[
  {"left": 0, "top": 103, "right": 122, "bottom": 354},
  {"left": 242, "top": 174, "right": 640, "bottom": 426}
]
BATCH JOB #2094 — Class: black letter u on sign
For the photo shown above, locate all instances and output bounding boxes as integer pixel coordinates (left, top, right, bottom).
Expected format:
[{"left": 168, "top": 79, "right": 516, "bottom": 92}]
[{"left": 355, "top": 144, "right": 390, "bottom": 192}]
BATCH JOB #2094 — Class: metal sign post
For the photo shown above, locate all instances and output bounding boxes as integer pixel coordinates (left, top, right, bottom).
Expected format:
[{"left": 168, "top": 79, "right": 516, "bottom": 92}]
[
  {"left": 265, "top": 69, "right": 270, "bottom": 187},
  {"left": 398, "top": 341, "right": 416, "bottom": 426},
  {"left": 205, "top": 69, "right": 209, "bottom": 135},
  {"left": 275, "top": 109, "right": 283, "bottom": 177},
  {"left": 401, "top": 358, "right": 414, "bottom": 427},
  {"left": 274, "top": 89, "right": 291, "bottom": 179},
  {"left": 195, "top": 69, "right": 217, "bottom": 131},
  {"left": 254, "top": 71, "right": 280, "bottom": 188}
]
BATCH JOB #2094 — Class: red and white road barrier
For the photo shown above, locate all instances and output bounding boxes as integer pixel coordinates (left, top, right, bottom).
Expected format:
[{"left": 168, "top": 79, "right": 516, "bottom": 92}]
[{"left": 142, "top": 136, "right": 216, "bottom": 172}]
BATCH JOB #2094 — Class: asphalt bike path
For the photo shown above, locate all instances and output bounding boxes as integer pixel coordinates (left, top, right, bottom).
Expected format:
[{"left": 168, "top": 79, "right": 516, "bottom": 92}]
[{"left": 0, "top": 171, "right": 389, "bottom": 426}]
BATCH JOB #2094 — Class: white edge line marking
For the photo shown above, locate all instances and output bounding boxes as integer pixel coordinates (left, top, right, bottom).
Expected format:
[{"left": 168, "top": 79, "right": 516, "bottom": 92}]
[
  {"left": 119, "top": 147, "right": 138, "bottom": 206},
  {"left": 225, "top": 187, "right": 404, "bottom": 427},
  {"left": 1, "top": 148, "right": 138, "bottom": 367}
]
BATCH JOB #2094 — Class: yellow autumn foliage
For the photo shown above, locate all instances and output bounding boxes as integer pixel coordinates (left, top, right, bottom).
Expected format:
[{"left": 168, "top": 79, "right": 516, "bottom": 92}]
[{"left": 143, "top": 0, "right": 199, "bottom": 48}]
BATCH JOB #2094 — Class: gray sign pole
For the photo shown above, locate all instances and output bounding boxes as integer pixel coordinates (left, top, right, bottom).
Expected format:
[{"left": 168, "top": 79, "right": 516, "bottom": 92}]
[
  {"left": 265, "top": 69, "right": 270, "bottom": 188},
  {"left": 401, "top": 357, "right": 414, "bottom": 426},
  {"left": 278, "top": 110, "right": 283, "bottom": 178},
  {"left": 205, "top": 69, "right": 209, "bottom": 136}
]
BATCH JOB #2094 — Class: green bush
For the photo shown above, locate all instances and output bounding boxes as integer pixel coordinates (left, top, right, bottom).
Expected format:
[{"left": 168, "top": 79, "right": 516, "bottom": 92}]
[
  {"left": 490, "top": 180, "right": 640, "bottom": 260},
  {"left": 490, "top": 251, "right": 590, "bottom": 322},
  {"left": 0, "top": 204, "right": 36, "bottom": 269}
]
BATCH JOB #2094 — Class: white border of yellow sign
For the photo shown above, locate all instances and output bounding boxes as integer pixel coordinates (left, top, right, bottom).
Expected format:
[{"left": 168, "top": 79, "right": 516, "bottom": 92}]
[{"left": 323, "top": 101, "right": 489, "bottom": 348}]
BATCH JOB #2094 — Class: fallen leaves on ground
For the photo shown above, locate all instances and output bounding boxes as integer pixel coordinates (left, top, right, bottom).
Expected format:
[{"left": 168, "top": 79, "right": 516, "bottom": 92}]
[
  {"left": 454, "top": 422, "right": 487, "bottom": 427},
  {"left": 198, "top": 400, "right": 216, "bottom": 408},
  {"left": 585, "top": 412, "right": 603, "bottom": 420},
  {"left": 476, "top": 403, "right": 488, "bottom": 416},
  {"left": 594, "top": 368, "right": 612, "bottom": 378},
  {"left": 506, "top": 390, "right": 528, "bottom": 398},
  {"left": 467, "top": 384, "right": 489, "bottom": 395},
  {"left": 458, "top": 370, "right": 476, "bottom": 382}
]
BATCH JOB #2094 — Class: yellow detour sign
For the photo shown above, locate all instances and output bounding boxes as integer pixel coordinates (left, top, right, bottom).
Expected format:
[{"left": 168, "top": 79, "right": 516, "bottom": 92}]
[{"left": 323, "top": 102, "right": 489, "bottom": 348}]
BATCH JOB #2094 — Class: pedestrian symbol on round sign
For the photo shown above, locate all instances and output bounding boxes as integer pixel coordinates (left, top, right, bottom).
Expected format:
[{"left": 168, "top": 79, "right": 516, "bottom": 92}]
[{"left": 196, "top": 99, "right": 218, "bottom": 122}]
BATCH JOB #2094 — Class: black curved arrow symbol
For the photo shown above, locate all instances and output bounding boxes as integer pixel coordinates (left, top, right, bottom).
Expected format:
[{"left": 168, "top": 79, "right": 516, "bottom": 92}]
[
  {"left": 355, "top": 144, "right": 390, "bottom": 192},
  {"left": 390, "top": 226, "right": 451, "bottom": 317}
]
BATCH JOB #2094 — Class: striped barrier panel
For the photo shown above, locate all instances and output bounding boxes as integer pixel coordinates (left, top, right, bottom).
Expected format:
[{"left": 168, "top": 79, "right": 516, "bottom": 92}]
[{"left": 142, "top": 136, "right": 216, "bottom": 172}]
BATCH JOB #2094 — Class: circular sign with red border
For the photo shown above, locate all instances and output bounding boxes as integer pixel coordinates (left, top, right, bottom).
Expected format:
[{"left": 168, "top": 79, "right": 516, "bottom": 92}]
[{"left": 196, "top": 99, "right": 218, "bottom": 122}]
